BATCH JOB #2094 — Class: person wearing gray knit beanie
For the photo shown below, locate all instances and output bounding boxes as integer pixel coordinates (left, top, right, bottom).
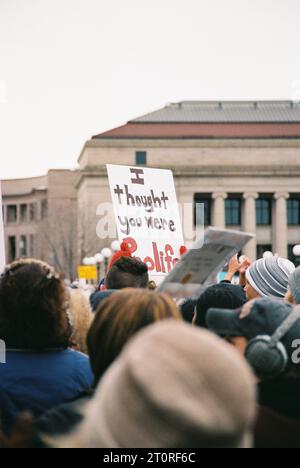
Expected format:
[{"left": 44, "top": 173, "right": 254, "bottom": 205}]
[
  {"left": 286, "top": 266, "right": 300, "bottom": 305},
  {"left": 245, "top": 255, "right": 295, "bottom": 300},
  {"left": 52, "top": 321, "right": 257, "bottom": 449}
]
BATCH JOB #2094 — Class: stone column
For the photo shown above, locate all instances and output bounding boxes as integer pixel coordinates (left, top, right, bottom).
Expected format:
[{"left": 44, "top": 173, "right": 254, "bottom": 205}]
[
  {"left": 274, "top": 192, "right": 289, "bottom": 258},
  {"left": 3, "top": 205, "right": 6, "bottom": 225},
  {"left": 243, "top": 192, "right": 258, "bottom": 261},
  {"left": 16, "top": 204, "right": 20, "bottom": 224},
  {"left": 212, "top": 192, "right": 228, "bottom": 229}
]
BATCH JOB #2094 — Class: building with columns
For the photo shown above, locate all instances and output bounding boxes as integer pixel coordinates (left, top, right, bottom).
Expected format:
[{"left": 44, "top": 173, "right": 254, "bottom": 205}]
[
  {"left": 2, "top": 100, "right": 300, "bottom": 276},
  {"left": 1, "top": 170, "right": 78, "bottom": 278},
  {"left": 2, "top": 175, "right": 48, "bottom": 262},
  {"left": 78, "top": 100, "right": 300, "bottom": 263}
]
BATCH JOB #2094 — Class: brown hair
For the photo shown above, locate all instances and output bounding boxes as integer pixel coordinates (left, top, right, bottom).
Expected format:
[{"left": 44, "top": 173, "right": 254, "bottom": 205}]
[
  {"left": 0, "top": 259, "right": 72, "bottom": 350},
  {"left": 87, "top": 288, "right": 181, "bottom": 383}
]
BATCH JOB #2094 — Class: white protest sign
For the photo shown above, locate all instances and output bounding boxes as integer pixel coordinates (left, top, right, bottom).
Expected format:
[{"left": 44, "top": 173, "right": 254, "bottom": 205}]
[
  {"left": 0, "top": 182, "right": 5, "bottom": 273},
  {"left": 159, "top": 227, "right": 254, "bottom": 298},
  {"left": 107, "top": 164, "right": 184, "bottom": 277}
]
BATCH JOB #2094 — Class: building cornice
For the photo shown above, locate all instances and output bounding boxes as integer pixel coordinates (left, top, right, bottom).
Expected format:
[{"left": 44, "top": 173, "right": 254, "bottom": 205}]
[
  {"left": 173, "top": 166, "right": 300, "bottom": 177},
  {"left": 75, "top": 165, "right": 300, "bottom": 189},
  {"left": 79, "top": 137, "right": 300, "bottom": 153},
  {"left": 2, "top": 188, "right": 48, "bottom": 199}
]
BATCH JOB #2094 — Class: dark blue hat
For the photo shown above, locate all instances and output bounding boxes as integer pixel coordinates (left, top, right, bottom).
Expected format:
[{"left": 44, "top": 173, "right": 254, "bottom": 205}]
[
  {"left": 90, "top": 290, "right": 115, "bottom": 312},
  {"left": 207, "top": 298, "right": 300, "bottom": 360}
]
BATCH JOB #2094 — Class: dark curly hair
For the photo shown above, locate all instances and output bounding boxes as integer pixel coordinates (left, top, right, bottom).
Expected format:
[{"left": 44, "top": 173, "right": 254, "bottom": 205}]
[{"left": 0, "top": 259, "right": 72, "bottom": 350}]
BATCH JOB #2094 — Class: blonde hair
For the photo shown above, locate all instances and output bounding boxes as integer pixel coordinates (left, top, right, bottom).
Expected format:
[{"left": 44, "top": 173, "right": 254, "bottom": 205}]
[{"left": 69, "top": 289, "right": 94, "bottom": 354}]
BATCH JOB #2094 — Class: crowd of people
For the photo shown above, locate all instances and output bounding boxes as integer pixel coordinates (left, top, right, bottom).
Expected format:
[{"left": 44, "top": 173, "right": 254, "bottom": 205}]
[{"left": 0, "top": 242, "right": 300, "bottom": 448}]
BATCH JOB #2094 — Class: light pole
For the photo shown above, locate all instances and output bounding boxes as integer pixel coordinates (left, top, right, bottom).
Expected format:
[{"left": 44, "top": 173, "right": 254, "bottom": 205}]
[
  {"left": 293, "top": 245, "right": 300, "bottom": 267},
  {"left": 94, "top": 253, "right": 104, "bottom": 282},
  {"left": 263, "top": 251, "right": 273, "bottom": 259},
  {"left": 83, "top": 257, "right": 90, "bottom": 266},
  {"left": 111, "top": 240, "right": 120, "bottom": 253},
  {"left": 87, "top": 257, "right": 97, "bottom": 266},
  {"left": 101, "top": 247, "right": 112, "bottom": 274}
]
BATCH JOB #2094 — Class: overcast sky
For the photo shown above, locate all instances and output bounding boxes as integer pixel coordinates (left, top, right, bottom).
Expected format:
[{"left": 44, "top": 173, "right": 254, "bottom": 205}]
[{"left": 1, "top": 0, "right": 300, "bottom": 179}]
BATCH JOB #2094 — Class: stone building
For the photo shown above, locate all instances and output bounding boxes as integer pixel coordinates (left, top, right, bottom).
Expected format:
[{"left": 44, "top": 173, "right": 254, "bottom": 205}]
[
  {"left": 1, "top": 170, "right": 78, "bottom": 278},
  {"left": 2, "top": 100, "right": 300, "bottom": 277},
  {"left": 78, "top": 100, "right": 300, "bottom": 263},
  {"left": 2, "top": 175, "right": 48, "bottom": 262}
]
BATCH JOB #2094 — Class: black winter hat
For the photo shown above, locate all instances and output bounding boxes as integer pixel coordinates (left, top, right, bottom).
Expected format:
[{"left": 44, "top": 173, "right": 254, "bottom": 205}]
[
  {"left": 180, "top": 298, "right": 198, "bottom": 323},
  {"left": 195, "top": 282, "right": 247, "bottom": 328}
]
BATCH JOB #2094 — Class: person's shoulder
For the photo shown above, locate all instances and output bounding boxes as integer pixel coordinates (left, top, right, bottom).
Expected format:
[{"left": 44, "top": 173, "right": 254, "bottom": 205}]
[
  {"left": 64, "top": 349, "right": 93, "bottom": 382},
  {"left": 61, "top": 349, "right": 91, "bottom": 374},
  {"left": 0, "top": 350, "right": 38, "bottom": 373},
  {"left": 64, "top": 348, "right": 90, "bottom": 363}
]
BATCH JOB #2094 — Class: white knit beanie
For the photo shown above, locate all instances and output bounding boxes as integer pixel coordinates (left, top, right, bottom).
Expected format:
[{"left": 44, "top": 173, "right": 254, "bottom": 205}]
[{"left": 246, "top": 255, "right": 295, "bottom": 298}]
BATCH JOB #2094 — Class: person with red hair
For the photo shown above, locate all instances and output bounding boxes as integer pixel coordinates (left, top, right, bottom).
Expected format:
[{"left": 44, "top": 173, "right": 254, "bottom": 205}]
[{"left": 108, "top": 242, "right": 132, "bottom": 270}]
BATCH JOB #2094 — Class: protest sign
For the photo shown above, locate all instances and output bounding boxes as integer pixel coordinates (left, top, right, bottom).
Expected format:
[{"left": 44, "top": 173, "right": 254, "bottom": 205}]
[
  {"left": 107, "top": 164, "right": 184, "bottom": 277},
  {"left": 0, "top": 182, "right": 5, "bottom": 273},
  {"left": 159, "top": 227, "right": 254, "bottom": 298}
]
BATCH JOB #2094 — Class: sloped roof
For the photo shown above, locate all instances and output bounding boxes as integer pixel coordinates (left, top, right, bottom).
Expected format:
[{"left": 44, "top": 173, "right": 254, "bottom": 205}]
[
  {"left": 93, "top": 122, "right": 300, "bottom": 139},
  {"left": 130, "top": 101, "right": 300, "bottom": 123},
  {"left": 93, "top": 101, "right": 300, "bottom": 140}
]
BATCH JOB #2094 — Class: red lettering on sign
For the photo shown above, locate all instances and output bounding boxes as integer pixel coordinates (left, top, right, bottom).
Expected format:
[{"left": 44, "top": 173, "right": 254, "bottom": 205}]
[{"left": 123, "top": 237, "right": 178, "bottom": 273}]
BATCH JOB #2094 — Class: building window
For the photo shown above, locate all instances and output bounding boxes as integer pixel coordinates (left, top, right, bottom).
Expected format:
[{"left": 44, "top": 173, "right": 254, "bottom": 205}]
[
  {"left": 257, "top": 244, "right": 272, "bottom": 260},
  {"left": 194, "top": 194, "right": 211, "bottom": 226},
  {"left": 8, "top": 236, "right": 16, "bottom": 262},
  {"left": 19, "top": 235, "right": 27, "bottom": 257},
  {"left": 41, "top": 200, "right": 48, "bottom": 219},
  {"left": 287, "top": 198, "right": 300, "bottom": 225},
  {"left": 135, "top": 151, "right": 147, "bottom": 166},
  {"left": 225, "top": 199, "right": 241, "bottom": 226},
  {"left": 7, "top": 205, "right": 17, "bottom": 223},
  {"left": 256, "top": 198, "right": 272, "bottom": 226},
  {"left": 20, "top": 204, "right": 28, "bottom": 223},
  {"left": 29, "top": 203, "right": 36, "bottom": 221}
]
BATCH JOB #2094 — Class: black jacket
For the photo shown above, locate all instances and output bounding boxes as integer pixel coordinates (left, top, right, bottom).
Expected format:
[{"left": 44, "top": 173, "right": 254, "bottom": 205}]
[{"left": 255, "top": 378, "right": 300, "bottom": 448}]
